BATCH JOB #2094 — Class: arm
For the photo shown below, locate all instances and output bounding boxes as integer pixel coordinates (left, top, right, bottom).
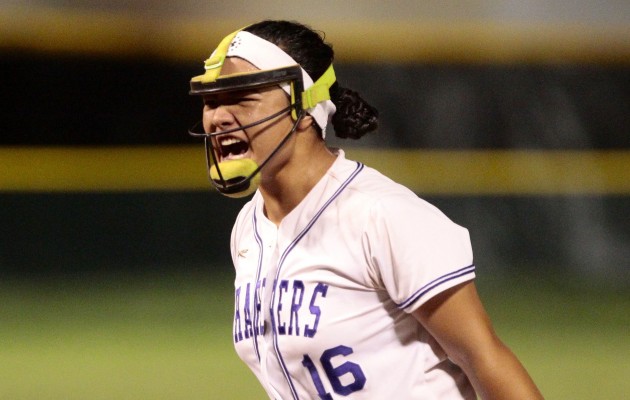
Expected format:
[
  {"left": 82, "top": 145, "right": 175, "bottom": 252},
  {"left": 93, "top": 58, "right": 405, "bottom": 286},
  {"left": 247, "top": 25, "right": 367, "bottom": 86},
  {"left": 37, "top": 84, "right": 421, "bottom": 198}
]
[{"left": 413, "top": 282, "right": 544, "bottom": 400}]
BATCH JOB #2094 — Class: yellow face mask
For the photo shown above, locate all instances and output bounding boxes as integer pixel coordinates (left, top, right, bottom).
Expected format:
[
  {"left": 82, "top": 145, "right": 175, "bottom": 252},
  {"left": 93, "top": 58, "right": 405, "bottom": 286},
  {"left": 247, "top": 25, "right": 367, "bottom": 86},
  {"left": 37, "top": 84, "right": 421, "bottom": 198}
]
[{"left": 188, "top": 30, "right": 336, "bottom": 198}]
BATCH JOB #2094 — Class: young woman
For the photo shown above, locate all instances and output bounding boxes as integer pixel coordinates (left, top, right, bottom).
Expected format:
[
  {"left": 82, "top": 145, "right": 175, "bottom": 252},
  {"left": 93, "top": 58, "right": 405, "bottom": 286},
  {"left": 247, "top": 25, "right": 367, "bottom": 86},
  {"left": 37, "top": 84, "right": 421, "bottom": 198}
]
[{"left": 188, "top": 20, "right": 543, "bottom": 400}]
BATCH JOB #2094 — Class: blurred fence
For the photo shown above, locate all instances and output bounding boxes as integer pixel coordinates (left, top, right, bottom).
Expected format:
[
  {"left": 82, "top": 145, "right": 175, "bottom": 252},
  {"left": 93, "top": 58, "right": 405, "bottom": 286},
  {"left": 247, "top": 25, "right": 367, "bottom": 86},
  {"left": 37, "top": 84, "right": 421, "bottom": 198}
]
[
  {"left": 1, "top": 53, "right": 628, "bottom": 288},
  {"left": 1, "top": 3, "right": 628, "bottom": 288}
]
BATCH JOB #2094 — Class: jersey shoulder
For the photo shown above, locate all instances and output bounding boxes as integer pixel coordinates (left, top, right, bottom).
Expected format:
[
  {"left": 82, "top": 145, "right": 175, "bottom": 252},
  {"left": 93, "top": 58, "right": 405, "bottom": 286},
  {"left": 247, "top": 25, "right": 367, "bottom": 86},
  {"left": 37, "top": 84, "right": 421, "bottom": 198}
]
[{"left": 334, "top": 157, "right": 453, "bottom": 224}]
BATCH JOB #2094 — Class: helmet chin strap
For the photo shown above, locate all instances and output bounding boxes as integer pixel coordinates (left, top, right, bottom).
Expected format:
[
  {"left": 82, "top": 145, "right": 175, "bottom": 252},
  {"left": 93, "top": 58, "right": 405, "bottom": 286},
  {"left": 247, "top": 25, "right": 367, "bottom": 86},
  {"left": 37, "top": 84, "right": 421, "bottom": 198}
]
[{"left": 204, "top": 109, "right": 305, "bottom": 198}]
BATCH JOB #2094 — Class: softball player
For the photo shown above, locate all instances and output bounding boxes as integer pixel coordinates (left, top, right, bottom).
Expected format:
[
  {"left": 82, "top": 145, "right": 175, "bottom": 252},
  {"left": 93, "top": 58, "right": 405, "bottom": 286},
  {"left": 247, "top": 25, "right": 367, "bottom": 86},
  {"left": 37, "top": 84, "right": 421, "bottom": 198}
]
[{"left": 188, "top": 20, "right": 542, "bottom": 399}]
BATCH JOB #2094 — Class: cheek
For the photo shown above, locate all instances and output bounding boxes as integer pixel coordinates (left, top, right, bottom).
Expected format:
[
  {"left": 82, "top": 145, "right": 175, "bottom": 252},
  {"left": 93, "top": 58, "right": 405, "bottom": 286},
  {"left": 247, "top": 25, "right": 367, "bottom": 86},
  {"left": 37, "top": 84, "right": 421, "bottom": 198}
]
[{"left": 202, "top": 108, "right": 215, "bottom": 133}]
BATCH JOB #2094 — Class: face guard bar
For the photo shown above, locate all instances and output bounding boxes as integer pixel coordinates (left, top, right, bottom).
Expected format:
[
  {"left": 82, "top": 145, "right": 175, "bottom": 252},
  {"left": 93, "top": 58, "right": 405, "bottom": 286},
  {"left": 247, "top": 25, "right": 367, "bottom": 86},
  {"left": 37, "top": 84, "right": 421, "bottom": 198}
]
[{"left": 190, "top": 65, "right": 304, "bottom": 98}]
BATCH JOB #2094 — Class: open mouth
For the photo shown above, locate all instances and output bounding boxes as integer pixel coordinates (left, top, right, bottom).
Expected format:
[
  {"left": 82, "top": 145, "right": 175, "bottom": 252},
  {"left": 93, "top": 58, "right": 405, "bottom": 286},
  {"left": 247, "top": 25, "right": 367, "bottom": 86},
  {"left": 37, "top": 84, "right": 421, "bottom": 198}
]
[{"left": 217, "top": 135, "right": 249, "bottom": 161}]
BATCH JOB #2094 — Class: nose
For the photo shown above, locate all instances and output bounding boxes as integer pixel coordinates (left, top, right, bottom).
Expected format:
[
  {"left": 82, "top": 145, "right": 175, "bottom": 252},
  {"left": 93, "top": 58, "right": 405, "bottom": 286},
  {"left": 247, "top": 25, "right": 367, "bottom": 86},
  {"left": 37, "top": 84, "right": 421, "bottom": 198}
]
[{"left": 203, "top": 105, "right": 236, "bottom": 133}]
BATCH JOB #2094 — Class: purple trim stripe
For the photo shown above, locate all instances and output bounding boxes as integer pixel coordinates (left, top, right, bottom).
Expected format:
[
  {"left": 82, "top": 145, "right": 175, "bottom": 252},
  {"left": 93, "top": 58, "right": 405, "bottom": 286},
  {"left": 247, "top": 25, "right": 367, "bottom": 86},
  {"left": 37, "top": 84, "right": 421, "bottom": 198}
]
[
  {"left": 397, "top": 264, "right": 476, "bottom": 310},
  {"left": 251, "top": 210, "right": 264, "bottom": 362},
  {"left": 269, "top": 161, "right": 364, "bottom": 400}
]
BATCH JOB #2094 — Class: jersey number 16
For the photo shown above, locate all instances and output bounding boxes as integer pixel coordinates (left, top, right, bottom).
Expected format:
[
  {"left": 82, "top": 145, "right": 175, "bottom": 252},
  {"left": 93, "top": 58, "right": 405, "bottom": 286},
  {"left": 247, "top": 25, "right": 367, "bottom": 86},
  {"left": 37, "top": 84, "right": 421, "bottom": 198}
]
[{"left": 301, "top": 345, "right": 366, "bottom": 399}]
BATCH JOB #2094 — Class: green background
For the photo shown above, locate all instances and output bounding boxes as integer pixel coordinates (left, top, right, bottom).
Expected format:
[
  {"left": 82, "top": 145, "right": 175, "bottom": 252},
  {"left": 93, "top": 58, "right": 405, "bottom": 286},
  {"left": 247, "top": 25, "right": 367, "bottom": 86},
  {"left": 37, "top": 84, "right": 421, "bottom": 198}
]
[{"left": 1, "top": 270, "right": 628, "bottom": 399}]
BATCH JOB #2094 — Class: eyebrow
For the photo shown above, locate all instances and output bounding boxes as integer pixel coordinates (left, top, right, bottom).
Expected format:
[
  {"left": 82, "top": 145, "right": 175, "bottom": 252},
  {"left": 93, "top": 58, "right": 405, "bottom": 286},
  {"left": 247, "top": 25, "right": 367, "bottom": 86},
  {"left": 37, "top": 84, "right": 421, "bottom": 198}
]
[{"left": 203, "top": 89, "right": 260, "bottom": 102}]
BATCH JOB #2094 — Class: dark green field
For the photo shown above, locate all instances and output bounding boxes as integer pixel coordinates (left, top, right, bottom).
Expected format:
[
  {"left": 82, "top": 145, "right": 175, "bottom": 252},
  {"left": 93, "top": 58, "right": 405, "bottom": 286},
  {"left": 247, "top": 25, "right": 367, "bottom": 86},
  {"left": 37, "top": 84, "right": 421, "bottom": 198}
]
[{"left": 1, "top": 271, "right": 628, "bottom": 399}]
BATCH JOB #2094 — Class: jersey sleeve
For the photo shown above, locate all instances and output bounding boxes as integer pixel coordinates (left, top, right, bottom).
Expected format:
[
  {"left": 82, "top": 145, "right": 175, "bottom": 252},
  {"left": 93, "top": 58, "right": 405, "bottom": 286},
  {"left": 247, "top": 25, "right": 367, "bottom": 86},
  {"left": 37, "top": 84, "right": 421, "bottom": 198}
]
[{"left": 363, "top": 193, "right": 475, "bottom": 312}]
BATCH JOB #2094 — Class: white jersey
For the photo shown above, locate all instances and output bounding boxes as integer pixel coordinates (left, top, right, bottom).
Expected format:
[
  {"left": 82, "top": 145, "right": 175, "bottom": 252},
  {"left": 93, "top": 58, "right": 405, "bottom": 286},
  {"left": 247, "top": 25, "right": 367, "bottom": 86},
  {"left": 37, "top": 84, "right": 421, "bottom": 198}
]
[{"left": 230, "top": 150, "right": 476, "bottom": 399}]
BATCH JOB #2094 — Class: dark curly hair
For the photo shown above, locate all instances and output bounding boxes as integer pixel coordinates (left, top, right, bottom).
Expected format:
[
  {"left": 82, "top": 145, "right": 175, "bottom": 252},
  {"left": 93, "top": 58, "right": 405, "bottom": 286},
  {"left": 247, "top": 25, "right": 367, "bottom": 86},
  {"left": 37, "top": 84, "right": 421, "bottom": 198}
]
[{"left": 244, "top": 20, "right": 378, "bottom": 139}]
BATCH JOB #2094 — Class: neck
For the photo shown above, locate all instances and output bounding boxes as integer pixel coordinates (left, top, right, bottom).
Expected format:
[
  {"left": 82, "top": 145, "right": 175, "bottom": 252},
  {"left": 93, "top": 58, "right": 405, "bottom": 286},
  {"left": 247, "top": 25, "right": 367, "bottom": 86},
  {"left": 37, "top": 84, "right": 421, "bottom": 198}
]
[{"left": 259, "top": 137, "right": 336, "bottom": 226}]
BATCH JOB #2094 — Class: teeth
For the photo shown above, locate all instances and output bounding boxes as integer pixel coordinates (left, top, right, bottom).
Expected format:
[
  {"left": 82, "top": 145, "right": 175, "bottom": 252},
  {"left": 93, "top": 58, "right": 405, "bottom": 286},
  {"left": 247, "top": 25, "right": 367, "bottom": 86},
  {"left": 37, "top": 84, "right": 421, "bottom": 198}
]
[
  {"left": 220, "top": 137, "right": 242, "bottom": 146},
  {"left": 218, "top": 136, "right": 248, "bottom": 161}
]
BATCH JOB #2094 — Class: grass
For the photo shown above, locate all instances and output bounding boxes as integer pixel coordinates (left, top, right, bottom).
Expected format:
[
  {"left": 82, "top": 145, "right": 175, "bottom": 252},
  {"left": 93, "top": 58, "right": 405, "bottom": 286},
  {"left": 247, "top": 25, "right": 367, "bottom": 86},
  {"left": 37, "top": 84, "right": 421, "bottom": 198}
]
[
  {"left": 0, "top": 271, "right": 628, "bottom": 399},
  {"left": 0, "top": 272, "right": 267, "bottom": 400},
  {"left": 477, "top": 274, "right": 630, "bottom": 400}
]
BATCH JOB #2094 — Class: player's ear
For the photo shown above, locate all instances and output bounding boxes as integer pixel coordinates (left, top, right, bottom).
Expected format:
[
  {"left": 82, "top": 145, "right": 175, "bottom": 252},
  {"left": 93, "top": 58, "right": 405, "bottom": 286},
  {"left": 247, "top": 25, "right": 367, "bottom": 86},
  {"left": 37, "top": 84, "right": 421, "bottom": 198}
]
[{"left": 297, "top": 114, "right": 315, "bottom": 132}]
